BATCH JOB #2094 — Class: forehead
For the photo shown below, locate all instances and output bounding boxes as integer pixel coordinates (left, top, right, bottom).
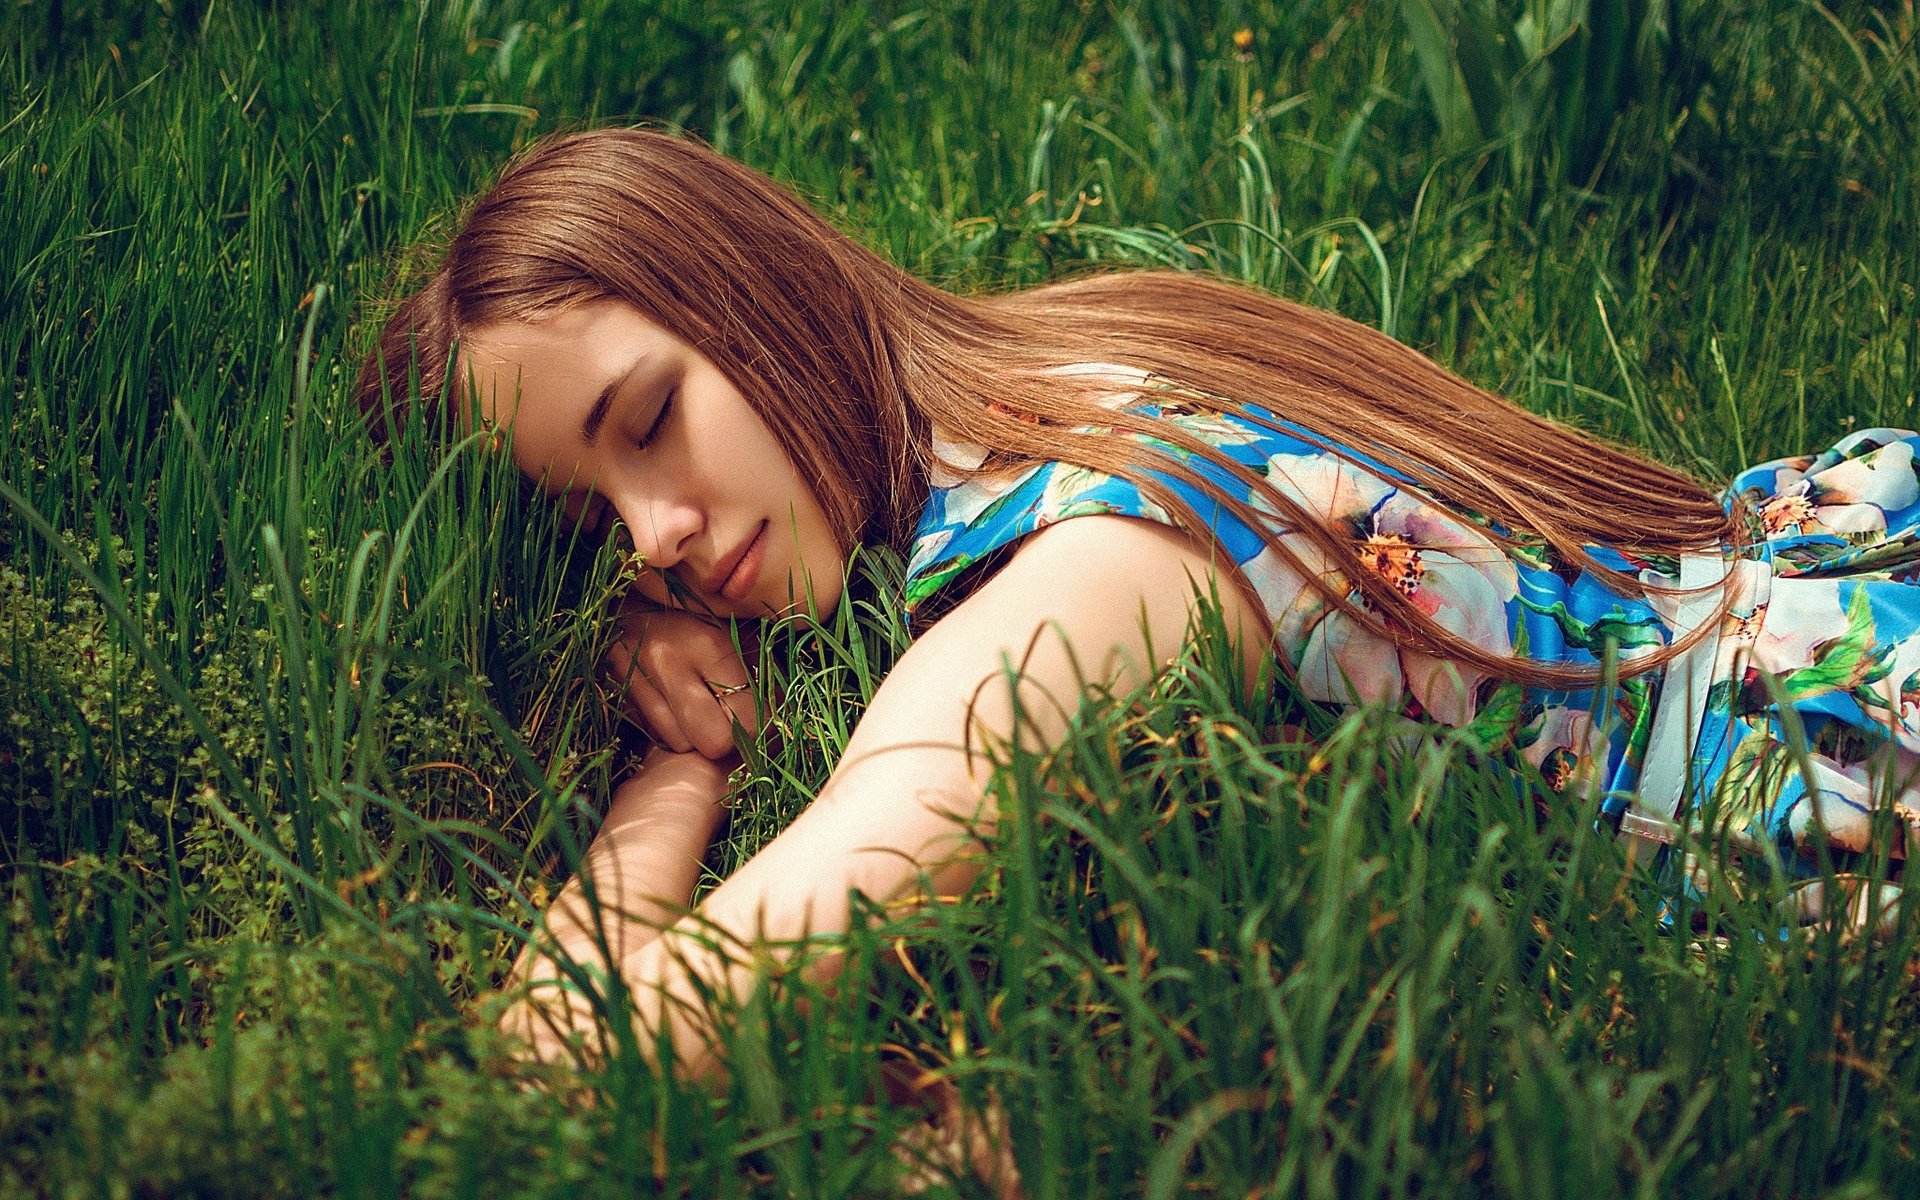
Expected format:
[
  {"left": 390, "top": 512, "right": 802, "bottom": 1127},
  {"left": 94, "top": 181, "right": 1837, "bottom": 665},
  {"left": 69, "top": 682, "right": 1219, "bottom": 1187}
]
[
  {"left": 460, "top": 302, "right": 642, "bottom": 418},
  {"left": 459, "top": 301, "right": 665, "bottom": 469}
]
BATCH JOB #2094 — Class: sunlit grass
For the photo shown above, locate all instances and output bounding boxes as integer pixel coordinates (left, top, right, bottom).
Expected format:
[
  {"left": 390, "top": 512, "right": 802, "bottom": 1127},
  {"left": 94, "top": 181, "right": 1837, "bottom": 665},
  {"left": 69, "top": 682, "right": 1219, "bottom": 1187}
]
[{"left": 3, "top": 0, "right": 1918, "bottom": 1195}]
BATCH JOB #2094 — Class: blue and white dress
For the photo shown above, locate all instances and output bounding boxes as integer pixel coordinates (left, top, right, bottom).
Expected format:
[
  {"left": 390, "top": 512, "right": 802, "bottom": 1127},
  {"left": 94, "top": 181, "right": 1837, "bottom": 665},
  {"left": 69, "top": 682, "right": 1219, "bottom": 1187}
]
[{"left": 902, "top": 367, "right": 1920, "bottom": 896}]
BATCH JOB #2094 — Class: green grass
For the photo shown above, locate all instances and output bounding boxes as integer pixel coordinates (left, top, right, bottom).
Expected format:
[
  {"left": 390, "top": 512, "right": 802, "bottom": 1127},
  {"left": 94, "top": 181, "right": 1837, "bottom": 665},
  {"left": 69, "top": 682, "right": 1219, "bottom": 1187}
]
[{"left": 2, "top": 0, "right": 1918, "bottom": 1195}]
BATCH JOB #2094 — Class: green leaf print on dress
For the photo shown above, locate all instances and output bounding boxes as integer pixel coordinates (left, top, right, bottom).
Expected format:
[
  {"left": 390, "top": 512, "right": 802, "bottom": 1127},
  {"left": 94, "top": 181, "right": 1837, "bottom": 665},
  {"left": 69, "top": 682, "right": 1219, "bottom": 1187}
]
[
  {"left": 1706, "top": 585, "right": 1896, "bottom": 717},
  {"left": 905, "top": 391, "right": 1920, "bottom": 895}
]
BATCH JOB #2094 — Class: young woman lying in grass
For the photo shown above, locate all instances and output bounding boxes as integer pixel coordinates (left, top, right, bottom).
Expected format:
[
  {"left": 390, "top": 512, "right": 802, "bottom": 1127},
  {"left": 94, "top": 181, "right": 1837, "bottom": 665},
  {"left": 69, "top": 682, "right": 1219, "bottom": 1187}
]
[{"left": 359, "top": 127, "right": 1920, "bottom": 1075}]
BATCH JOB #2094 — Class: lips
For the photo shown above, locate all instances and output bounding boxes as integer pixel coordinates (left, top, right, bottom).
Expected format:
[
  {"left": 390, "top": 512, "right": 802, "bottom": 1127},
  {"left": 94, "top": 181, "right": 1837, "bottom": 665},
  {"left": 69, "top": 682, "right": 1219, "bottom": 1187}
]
[{"left": 708, "top": 520, "right": 768, "bottom": 601}]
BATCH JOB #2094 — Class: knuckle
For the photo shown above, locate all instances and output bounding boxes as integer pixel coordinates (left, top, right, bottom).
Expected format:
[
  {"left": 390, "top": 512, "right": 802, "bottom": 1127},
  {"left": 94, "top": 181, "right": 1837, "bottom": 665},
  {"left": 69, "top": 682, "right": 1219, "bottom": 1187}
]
[{"left": 698, "top": 724, "right": 736, "bottom": 760}]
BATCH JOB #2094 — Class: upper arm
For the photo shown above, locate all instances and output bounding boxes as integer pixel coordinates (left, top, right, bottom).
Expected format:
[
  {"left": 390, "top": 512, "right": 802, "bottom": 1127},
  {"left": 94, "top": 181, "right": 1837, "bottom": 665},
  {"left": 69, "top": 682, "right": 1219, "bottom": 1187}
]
[
  {"left": 618, "top": 516, "right": 1271, "bottom": 1064},
  {"left": 873, "top": 512, "right": 1271, "bottom": 778},
  {"left": 725, "top": 514, "right": 1267, "bottom": 905}
]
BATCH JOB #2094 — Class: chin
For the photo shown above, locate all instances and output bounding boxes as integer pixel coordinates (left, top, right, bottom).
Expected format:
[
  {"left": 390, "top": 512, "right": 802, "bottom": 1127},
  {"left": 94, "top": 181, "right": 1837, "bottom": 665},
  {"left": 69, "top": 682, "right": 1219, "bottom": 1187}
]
[{"left": 769, "top": 581, "right": 843, "bottom": 621}]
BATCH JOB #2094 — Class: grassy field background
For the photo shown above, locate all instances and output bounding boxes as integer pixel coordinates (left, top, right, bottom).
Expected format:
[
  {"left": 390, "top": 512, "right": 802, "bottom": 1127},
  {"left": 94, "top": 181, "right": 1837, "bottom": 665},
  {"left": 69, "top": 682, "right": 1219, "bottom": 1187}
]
[{"left": 3, "top": 0, "right": 1919, "bottom": 1195}]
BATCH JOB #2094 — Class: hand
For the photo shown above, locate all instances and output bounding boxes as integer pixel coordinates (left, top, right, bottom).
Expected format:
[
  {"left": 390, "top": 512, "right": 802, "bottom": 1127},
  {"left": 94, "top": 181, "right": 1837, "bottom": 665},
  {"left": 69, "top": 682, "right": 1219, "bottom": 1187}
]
[{"left": 604, "top": 606, "right": 760, "bottom": 760}]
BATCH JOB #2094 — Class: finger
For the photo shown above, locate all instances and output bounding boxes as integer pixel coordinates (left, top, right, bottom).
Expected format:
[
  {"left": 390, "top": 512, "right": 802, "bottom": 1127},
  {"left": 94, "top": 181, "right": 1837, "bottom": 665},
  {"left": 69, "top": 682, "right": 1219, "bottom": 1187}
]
[
  {"left": 604, "top": 632, "right": 695, "bottom": 751},
  {"left": 609, "top": 616, "right": 753, "bottom": 758},
  {"left": 687, "top": 712, "right": 739, "bottom": 761},
  {"left": 716, "top": 685, "right": 762, "bottom": 739},
  {"left": 620, "top": 669, "right": 695, "bottom": 754},
  {"left": 688, "top": 644, "right": 760, "bottom": 745},
  {"left": 666, "top": 675, "right": 747, "bottom": 761}
]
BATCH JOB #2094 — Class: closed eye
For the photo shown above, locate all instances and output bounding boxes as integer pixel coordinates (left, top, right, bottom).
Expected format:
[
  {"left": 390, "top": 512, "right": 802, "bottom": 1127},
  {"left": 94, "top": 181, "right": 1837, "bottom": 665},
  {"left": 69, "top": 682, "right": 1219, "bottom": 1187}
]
[
  {"left": 635, "top": 385, "right": 675, "bottom": 450},
  {"left": 560, "top": 379, "right": 673, "bottom": 545}
]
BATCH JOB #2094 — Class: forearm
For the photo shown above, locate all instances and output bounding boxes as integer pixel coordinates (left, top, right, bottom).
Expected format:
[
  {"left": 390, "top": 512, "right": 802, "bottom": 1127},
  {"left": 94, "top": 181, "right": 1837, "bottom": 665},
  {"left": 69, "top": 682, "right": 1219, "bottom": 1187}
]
[{"left": 507, "top": 748, "right": 730, "bottom": 1011}]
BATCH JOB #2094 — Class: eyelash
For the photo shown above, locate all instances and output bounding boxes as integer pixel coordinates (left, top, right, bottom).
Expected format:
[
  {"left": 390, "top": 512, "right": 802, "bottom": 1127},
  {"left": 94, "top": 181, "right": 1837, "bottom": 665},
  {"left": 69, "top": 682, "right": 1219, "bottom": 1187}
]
[
  {"left": 634, "top": 386, "right": 675, "bottom": 450},
  {"left": 571, "top": 387, "right": 675, "bottom": 542}
]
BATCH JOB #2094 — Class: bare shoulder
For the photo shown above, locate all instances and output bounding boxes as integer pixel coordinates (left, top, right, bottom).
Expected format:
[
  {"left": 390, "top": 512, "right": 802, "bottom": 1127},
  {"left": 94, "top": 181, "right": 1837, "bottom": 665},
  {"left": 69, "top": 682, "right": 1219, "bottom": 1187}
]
[
  {"left": 1000, "top": 514, "right": 1264, "bottom": 620},
  {"left": 1009, "top": 511, "right": 1250, "bottom": 580},
  {"left": 913, "top": 514, "right": 1271, "bottom": 683}
]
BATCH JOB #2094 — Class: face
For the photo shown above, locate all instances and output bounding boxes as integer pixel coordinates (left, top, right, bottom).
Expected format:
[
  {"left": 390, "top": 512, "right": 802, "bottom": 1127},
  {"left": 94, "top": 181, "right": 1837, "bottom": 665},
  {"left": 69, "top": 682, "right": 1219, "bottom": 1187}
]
[{"left": 462, "top": 300, "right": 846, "bottom": 618}]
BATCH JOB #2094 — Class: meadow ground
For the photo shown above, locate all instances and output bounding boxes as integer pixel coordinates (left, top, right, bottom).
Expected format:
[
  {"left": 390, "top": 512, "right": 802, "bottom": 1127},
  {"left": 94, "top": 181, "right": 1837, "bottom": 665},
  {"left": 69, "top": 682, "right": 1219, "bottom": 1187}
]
[{"left": 3, "top": 1, "right": 1919, "bottom": 1195}]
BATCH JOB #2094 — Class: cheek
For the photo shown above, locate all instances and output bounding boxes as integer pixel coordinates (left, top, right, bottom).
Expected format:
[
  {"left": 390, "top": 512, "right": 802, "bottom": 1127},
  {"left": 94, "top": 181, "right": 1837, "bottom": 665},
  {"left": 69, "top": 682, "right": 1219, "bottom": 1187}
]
[
  {"left": 803, "top": 518, "right": 850, "bottom": 606},
  {"left": 788, "top": 464, "right": 843, "bottom": 548},
  {"left": 811, "top": 510, "right": 845, "bottom": 567}
]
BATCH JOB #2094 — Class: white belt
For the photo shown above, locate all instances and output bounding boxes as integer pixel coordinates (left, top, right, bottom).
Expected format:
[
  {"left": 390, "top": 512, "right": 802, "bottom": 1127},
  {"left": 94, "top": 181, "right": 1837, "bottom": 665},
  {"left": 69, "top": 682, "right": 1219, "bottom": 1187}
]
[{"left": 1621, "top": 551, "right": 1735, "bottom": 860}]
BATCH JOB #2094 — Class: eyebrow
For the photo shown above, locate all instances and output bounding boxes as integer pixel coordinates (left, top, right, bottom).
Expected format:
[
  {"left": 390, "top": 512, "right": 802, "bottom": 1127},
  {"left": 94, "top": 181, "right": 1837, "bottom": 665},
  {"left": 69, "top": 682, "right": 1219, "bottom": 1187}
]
[{"left": 581, "top": 356, "right": 646, "bottom": 445}]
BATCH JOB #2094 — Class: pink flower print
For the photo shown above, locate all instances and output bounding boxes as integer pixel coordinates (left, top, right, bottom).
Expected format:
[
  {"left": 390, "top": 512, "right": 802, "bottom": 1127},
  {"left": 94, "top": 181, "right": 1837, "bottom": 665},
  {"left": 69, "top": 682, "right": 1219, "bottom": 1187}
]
[
  {"left": 924, "top": 431, "right": 1036, "bottom": 521},
  {"left": 1729, "top": 601, "right": 1769, "bottom": 646},
  {"left": 1239, "top": 542, "right": 1336, "bottom": 663},
  {"left": 1260, "top": 452, "right": 1396, "bottom": 527},
  {"left": 1037, "top": 463, "right": 1166, "bottom": 527},
  {"left": 1725, "top": 577, "right": 1902, "bottom": 733},
  {"left": 1746, "top": 579, "right": 1849, "bottom": 675},
  {"left": 927, "top": 428, "right": 992, "bottom": 489},
  {"left": 1261, "top": 453, "right": 1517, "bottom": 726},
  {"left": 1755, "top": 440, "right": 1919, "bottom": 536},
  {"left": 1779, "top": 756, "right": 1885, "bottom": 856}
]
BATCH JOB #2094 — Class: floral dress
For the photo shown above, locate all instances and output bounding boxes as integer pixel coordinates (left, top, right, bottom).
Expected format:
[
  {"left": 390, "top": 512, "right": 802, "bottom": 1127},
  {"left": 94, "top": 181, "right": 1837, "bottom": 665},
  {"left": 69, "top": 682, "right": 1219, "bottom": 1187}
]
[{"left": 903, "top": 367, "right": 1920, "bottom": 907}]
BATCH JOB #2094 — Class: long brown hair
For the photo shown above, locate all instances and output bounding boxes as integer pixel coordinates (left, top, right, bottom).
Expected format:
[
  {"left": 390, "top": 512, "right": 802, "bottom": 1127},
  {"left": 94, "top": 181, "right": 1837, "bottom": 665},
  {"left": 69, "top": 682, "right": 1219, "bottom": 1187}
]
[{"left": 357, "top": 126, "right": 1737, "bottom": 691}]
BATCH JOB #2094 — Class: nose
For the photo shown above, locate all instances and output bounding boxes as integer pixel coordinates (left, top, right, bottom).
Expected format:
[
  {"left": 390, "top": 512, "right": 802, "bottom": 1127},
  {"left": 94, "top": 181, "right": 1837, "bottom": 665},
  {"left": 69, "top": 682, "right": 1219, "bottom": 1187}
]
[{"left": 608, "top": 483, "right": 702, "bottom": 574}]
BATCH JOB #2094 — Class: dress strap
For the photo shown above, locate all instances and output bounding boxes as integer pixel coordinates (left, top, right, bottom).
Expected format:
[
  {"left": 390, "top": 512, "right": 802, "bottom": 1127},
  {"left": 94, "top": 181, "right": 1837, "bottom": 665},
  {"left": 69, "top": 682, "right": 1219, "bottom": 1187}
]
[{"left": 1619, "top": 550, "right": 1734, "bottom": 863}]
